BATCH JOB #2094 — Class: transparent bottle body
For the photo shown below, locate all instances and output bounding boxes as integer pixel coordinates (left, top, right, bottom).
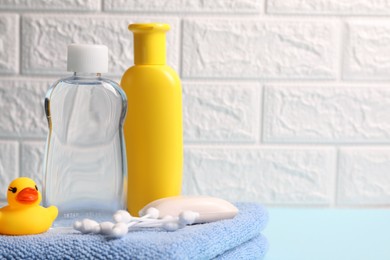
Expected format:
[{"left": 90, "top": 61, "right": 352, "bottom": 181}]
[{"left": 43, "top": 73, "right": 127, "bottom": 227}]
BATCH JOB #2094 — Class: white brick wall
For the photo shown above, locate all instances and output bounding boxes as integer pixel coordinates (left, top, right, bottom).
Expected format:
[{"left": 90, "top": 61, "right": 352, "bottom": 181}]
[
  {"left": 0, "top": 79, "right": 48, "bottom": 137},
  {"left": 344, "top": 21, "right": 390, "bottom": 80},
  {"left": 1, "top": 0, "right": 390, "bottom": 208},
  {"left": 0, "top": 14, "right": 18, "bottom": 74},
  {"left": 183, "top": 81, "right": 261, "bottom": 143},
  {"left": 22, "top": 15, "right": 180, "bottom": 75},
  {"left": 20, "top": 141, "right": 45, "bottom": 189},
  {"left": 267, "top": 0, "right": 390, "bottom": 15},
  {"left": 182, "top": 19, "right": 337, "bottom": 79},
  {"left": 263, "top": 85, "right": 390, "bottom": 143},
  {"left": 0, "top": 141, "right": 18, "bottom": 201},
  {"left": 0, "top": 0, "right": 99, "bottom": 11},
  {"left": 184, "top": 147, "right": 336, "bottom": 205},
  {"left": 104, "top": 0, "right": 264, "bottom": 13},
  {"left": 338, "top": 148, "right": 390, "bottom": 205}
]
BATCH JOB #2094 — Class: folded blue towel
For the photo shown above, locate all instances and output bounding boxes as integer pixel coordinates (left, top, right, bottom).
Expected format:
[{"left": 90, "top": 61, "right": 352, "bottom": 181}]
[
  {"left": 215, "top": 235, "right": 268, "bottom": 260},
  {"left": 0, "top": 203, "right": 268, "bottom": 259}
]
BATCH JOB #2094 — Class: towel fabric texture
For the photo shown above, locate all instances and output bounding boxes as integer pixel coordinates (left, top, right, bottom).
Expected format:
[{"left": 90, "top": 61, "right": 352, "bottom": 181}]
[{"left": 0, "top": 203, "right": 268, "bottom": 259}]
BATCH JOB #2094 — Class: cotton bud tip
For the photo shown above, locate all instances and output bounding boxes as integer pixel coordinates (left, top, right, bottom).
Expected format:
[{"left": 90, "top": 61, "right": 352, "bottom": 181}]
[
  {"left": 162, "top": 215, "right": 174, "bottom": 221},
  {"left": 179, "top": 211, "right": 199, "bottom": 226},
  {"left": 73, "top": 221, "right": 82, "bottom": 231},
  {"left": 144, "top": 207, "right": 159, "bottom": 219},
  {"left": 80, "top": 219, "right": 99, "bottom": 233},
  {"left": 111, "top": 223, "right": 129, "bottom": 238},
  {"left": 163, "top": 222, "right": 180, "bottom": 231},
  {"left": 99, "top": 222, "right": 115, "bottom": 235},
  {"left": 92, "top": 225, "right": 101, "bottom": 234},
  {"left": 83, "top": 218, "right": 97, "bottom": 225},
  {"left": 113, "top": 210, "right": 132, "bottom": 223}
]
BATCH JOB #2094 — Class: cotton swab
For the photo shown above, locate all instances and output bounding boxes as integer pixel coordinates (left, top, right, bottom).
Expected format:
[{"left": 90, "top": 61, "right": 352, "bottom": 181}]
[
  {"left": 114, "top": 207, "right": 159, "bottom": 223},
  {"left": 73, "top": 219, "right": 99, "bottom": 234},
  {"left": 74, "top": 208, "right": 199, "bottom": 238},
  {"left": 133, "top": 211, "right": 198, "bottom": 229}
]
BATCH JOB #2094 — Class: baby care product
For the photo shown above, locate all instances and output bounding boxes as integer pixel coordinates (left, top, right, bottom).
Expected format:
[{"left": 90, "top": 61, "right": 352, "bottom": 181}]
[
  {"left": 74, "top": 207, "right": 198, "bottom": 238},
  {"left": 73, "top": 196, "right": 239, "bottom": 239},
  {"left": 139, "top": 196, "right": 239, "bottom": 224},
  {"left": 121, "top": 23, "right": 183, "bottom": 216},
  {"left": 43, "top": 44, "right": 127, "bottom": 226},
  {"left": 0, "top": 177, "right": 57, "bottom": 235}
]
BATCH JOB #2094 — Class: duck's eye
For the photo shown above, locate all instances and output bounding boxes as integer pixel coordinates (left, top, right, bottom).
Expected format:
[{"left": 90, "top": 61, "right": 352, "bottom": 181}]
[
  {"left": 8, "top": 187, "right": 17, "bottom": 193},
  {"left": 35, "top": 185, "right": 38, "bottom": 191}
]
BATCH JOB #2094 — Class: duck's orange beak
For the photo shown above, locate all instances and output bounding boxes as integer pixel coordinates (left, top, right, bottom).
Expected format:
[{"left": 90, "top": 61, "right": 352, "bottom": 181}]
[{"left": 16, "top": 187, "right": 38, "bottom": 204}]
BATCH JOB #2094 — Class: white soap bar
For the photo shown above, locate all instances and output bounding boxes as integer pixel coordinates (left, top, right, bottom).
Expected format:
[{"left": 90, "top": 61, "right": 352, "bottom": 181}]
[{"left": 139, "top": 196, "right": 239, "bottom": 224}]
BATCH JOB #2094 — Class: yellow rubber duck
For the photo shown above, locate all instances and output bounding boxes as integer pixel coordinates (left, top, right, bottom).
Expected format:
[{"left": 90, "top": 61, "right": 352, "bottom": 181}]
[{"left": 0, "top": 177, "right": 58, "bottom": 235}]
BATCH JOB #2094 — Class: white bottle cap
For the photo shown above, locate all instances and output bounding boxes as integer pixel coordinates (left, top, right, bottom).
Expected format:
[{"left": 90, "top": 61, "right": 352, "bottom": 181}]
[{"left": 67, "top": 44, "right": 108, "bottom": 73}]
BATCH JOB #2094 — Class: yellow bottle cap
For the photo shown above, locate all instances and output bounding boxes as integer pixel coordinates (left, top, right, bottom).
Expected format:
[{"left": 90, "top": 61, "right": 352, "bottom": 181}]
[
  {"left": 129, "top": 23, "right": 169, "bottom": 65},
  {"left": 128, "top": 23, "right": 170, "bottom": 33}
]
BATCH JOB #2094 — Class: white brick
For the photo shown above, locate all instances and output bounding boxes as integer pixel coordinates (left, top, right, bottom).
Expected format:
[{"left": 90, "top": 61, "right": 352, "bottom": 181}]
[
  {"left": 183, "top": 147, "right": 335, "bottom": 205},
  {"left": 0, "top": 0, "right": 99, "bottom": 11},
  {"left": 21, "top": 141, "right": 45, "bottom": 190},
  {"left": 0, "top": 14, "right": 18, "bottom": 74},
  {"left": 104, "top": 0, "right": 263, "bottom": 13},
  {"left": 182, "top": 19, "right": 336, "bottom": 79},
  {"left": 22, "top": 15, "right": 179, "bottom": 76},
  {"left": 264, "top": 85, "right": 390, "bottom": 143},
  {"left": 183, "top": 82, "right": 260, "bottom": 143},
  {"left": 267, "top": 0, "right": 390, "bottom": 15},
  {"left": 344, "top": 22, "right": 390, "bottom": 80},
  {"left": 338, "top": 148, "right": 390, "bottom": 206},
  {"left": 0, "top": 141, "right": 18, "bottom": 203},
  {"left": 0, "top": 79, "right": 49, "bottom": 137}
]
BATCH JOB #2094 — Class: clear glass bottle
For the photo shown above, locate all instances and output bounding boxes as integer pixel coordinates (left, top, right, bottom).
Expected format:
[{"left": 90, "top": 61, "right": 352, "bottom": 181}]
[{"left": 43, "top": 44, "right": 127, "bottom": 227}]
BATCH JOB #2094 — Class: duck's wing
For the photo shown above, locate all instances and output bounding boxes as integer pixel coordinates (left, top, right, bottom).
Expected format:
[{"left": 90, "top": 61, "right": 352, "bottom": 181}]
[{"left": 47, "top": 205, "right": 58, "bottom": 221}]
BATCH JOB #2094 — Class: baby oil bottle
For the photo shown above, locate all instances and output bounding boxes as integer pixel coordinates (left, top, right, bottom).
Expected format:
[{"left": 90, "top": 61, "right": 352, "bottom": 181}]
[
  {"left": 43, "top": 44, "right": 127, "bottom": 226},
  {"left": 121, "top": 23, "right": 183, "bottom": 216}
]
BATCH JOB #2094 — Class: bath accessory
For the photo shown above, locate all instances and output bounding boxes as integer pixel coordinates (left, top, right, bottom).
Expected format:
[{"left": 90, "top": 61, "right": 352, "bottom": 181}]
[
  {"left": 139, "top": 196, "right": 239, "bottom": 224},
  {"left": 73, "top": 207, "right": 199, "bottom": 238},
  {"left": 121, "top": 23, "right": 183, "bottom": 216},
  {"left": 0, "top": 177, "right": 58, "bottom": 235},
  {"left": 0, "top": 203, "right": 268, "bottom": 259},
  {"left": 73, "top": 196, "right": 238, "bottom": 238},
  {"left": 43, "top": 44, "right": 127, "bottom": 227}
]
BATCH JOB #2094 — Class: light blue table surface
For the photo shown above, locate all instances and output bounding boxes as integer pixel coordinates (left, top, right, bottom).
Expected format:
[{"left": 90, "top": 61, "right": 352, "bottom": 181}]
[{"left": 263, "top": 208, "right": 390, "bottom": 260}]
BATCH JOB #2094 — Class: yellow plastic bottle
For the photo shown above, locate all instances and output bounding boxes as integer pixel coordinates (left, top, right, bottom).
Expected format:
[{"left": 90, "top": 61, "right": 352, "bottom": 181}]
[{"left": 120, "top": 23, "right": 183, "bottom": 216}]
